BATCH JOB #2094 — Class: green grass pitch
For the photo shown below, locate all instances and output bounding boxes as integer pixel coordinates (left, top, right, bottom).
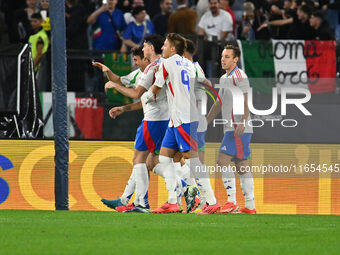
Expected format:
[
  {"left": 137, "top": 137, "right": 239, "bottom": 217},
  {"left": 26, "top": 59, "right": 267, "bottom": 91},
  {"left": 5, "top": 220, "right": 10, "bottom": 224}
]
[{"left": 0, "top": 210, "right": 339, "bottom": 255}]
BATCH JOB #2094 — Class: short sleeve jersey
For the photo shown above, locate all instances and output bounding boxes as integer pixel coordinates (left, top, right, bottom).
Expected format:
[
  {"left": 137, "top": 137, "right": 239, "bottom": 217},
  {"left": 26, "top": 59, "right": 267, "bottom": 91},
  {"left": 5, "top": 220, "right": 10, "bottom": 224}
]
[
  {"left": 219, "top": 66, "right": 253, "bottom": 133},
  {"left": 153, "top": 54, "right": 198, "bottom": 127},
  {"left": 120, "top": 69, "right": 142, "bottom": 88},
  {"left": 193, "top": 62, "right": 208, "bottom": 132},
  {"left": 139, "top": 58, "right": 169, "bottom": 121}
]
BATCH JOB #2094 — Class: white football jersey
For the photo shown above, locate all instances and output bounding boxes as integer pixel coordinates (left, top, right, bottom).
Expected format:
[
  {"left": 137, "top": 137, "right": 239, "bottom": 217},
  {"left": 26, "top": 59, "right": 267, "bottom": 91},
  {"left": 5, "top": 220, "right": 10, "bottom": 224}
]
[
  {"left": 120, "top": 69, "right": 142, "bottom": 88},
  {"left": 154, "top": 54, "right": 198, "bottom": 127},
  {"left": 193, "top": 62, "right": 208, "bottom": 132},
  {"left": 138, "top": 58, "right": 169, "bottom": 121},
  {"left": 219, "top": 66, "right": 253, "bottom": 133}
]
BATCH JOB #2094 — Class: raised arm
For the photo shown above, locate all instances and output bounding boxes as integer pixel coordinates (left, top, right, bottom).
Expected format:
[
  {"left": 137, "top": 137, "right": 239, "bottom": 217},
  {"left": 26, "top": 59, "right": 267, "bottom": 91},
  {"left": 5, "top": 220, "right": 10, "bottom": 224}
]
[
  {"left": 106, "top": 82, "right": 146, "bottom": 99},
  {"left": 87, "top": 4, "right": 108, "bottom": 24},
  {"left": 92, "top": 62, "right": 122, "bottom": 85}
]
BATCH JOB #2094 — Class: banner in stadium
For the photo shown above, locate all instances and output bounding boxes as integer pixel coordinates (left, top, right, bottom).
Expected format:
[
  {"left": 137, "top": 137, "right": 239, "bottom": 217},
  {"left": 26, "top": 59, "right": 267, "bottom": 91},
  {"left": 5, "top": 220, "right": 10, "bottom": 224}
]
[
  {"left": 40, "top": 92, "right": 104, "bottom": 139},
  {"left": 1, "top": 140, "right": 340, "bottom": 214},
  {"left": 239, "top": 40, "right": 337, "bottom": 94}
]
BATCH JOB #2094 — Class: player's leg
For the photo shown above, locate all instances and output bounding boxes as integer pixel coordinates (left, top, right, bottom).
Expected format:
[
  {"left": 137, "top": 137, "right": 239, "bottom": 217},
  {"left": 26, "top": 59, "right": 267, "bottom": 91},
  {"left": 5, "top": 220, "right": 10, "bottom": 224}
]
[
  {"left": 152, "top": 126, "right": 181, "bottom": 213},
  {"left": 234, "top": 133, "right": 256, "bottom": 214},
  {"left": 217, "top": 152, "right": 239, "bottom": 213},
  {"left": 122, "top": 120, "right": 153, "bottom": 212},
  {"left": 174, "top": 122, "right": 219, "bottom": 214},
  {"left": 101, "top": 120, "right": 147, "bottom": 211}
]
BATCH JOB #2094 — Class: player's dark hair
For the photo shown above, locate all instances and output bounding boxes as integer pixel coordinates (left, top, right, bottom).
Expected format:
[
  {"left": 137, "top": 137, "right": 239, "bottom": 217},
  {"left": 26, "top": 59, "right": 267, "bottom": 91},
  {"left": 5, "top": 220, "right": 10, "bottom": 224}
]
[
  {"left": 208, "top": 0, "right": 220, "bottom": 3},
  {"left": 166, "top": 33, "right": 187, "bottom": 56},
  {"left": 144, "top": 35, "right": 164, "bottom": 55},
  {"left": 131, "top": 46, "right": 144, "bottom": 58},
  {"left": 185, "top": 39, "right": 196, "bottom": 56},
  {"left": 31, "top": 13, "right": 42, "bottom": 20},
  {"left": 224, "top": 45, "right": 240, "bottom": 59}
]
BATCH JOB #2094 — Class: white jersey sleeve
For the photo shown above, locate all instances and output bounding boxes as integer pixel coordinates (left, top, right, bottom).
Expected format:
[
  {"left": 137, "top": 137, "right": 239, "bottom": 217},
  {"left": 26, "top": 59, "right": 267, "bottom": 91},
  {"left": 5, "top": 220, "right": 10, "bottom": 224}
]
[
  {"left": 193, "top": 62, "right": 208, "bottom": 132},
  {"left": 220, "top": 67, "right": 253, "bottom": 133},
  {"left": 138, "top": 61, "right": 159, "bottom": 90},
  {"left": 120, "top": 69, "right": 141, "bottom": 88}
]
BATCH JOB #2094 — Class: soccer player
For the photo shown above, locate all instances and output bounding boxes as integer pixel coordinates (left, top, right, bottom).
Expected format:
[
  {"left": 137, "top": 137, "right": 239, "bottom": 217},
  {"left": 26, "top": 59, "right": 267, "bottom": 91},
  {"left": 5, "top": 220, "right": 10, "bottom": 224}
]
[
  {"left": 93, "top": 46, "right": 152, "bottom": 212},
  {"left": 207, "top": 45, "right": 256, "bottom": 214},
  {"left": 144, "top": 33, "right": 220, "bottom": 214},
  {"left": 92, "top": 46, "right": 148, "bottom": 92},
  {"left": 102, "top": 35, "right": 172, "bottom": 213}
]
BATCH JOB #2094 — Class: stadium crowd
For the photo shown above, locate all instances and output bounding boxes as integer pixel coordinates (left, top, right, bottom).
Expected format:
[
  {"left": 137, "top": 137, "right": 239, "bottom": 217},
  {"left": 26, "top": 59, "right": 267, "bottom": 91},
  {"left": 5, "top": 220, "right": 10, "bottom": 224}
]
[{"left": 0, "top": 0, "right": 339, "bottom": 90}]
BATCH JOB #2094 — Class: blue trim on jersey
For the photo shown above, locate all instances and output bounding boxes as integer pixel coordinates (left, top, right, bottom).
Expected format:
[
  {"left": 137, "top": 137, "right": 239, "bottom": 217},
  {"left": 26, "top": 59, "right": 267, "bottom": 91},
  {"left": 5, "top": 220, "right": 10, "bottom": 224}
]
[
  {"left": 134, "top": 120, "right": 169, "bottom": 152},
  {"left": 219, "top": 131, "right": 252, "bottom": 161},
  {"left": 161, "top": 122, "right": 199, "bottom": 152},
  {"left": 226, "top": 66, "right": 238, "bottom": 78}
]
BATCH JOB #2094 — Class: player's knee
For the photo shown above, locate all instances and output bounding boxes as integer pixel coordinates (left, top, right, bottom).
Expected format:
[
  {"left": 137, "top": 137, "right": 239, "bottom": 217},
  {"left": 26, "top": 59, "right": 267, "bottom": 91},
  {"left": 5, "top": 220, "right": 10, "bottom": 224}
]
[{"left": 159, "top": 155, "right": 173, "bottom": 164}]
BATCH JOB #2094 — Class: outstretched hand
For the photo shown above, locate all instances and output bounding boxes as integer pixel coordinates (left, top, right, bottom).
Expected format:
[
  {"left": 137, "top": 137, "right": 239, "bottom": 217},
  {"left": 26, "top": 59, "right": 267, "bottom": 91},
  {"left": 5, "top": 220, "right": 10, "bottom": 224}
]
[
  {"left": 92, "top": 62, "right": 110, "bottom": 72},
  {"left": 109, "top": 107, "right": 124, "bottom": 119},
  {"left": 257, "top": 23, "right": 268, "bottom": 31}
]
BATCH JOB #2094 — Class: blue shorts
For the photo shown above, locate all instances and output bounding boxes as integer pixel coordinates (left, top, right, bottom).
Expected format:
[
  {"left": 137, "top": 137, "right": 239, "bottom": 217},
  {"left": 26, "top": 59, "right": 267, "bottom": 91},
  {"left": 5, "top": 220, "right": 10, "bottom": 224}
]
[
  {"left": 197, "top": 131, "right": 206, "bottom": 152},
  {"left": 161, "top": 122, "right": 199, "bottom": 152},
  {"left": 219, "top": 131, "right": 252, "bottom": 161},
  {"left": 134, "top": 120, "right": 169, "bottom": 154}
]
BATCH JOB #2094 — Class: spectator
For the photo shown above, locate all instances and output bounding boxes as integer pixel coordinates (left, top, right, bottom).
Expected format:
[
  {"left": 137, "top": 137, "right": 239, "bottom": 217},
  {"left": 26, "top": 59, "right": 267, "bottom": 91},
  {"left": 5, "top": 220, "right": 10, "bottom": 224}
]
[
  {"left": 267, "top": 1, "right": 291, "bottom": 39},
  {"left": 122, "top": 6, "right": 155, "bottom": 51},
  {"left": 15, "top": 0, "right": 39, "bottom": 43},
  {"left": 144, "top": 0, "right": 162, "bottom": 19},
  {"left": 117, "top": 0, "right": 132, "bottom": 12},
  {"left": 38, "top": 0, "right": 50, "bottom": 36},
  {"left": 168, "top": 0, "right": 197, "bottom": 34},
  {"left": 66, "top": 0, "right": 88, "bottom": 50},
  {"left": 309, "top": 10, "right": 334, "bottom": 39},
  {"left": 1, "top": 0, "right": 26, "bottom": 43},
  {"left": 87, "top": 0, "right": 126, "bottom": 51},
  {"left": 258, "top": 5, "right": 313, "bottom": 40},
  {"left": 28, "top": 13, "right": 49, "bottom": 72},
  {"left": 237, "top": 1, "right": 271, "bottom": 40},
  {"left": 230, "top": 0, "right": 245, "bottom": 21},
  {"left": 124, "top": 0, "right": 151, "bottom": 24},
  {"left": 196, "top": 0, "right": 209, "bottom": 20},
  {"left": 152, "top": 0, "right": 172, "bottom": 37},
  {"left": 321, "top": 0, "right": 340, "bottom": 40},
  {"left": 198, "top": 0, "right": 233, "bottom": 41},
  {"left": 220, "top": 0, "right": 236, "bottom": 36}
]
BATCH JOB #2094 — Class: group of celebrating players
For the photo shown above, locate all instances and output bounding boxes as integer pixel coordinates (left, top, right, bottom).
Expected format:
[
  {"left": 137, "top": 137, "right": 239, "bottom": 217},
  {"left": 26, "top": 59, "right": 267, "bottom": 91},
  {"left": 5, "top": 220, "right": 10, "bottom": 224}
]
[{"left": 92, "top": 33, "right": 256, "bottom": 214}]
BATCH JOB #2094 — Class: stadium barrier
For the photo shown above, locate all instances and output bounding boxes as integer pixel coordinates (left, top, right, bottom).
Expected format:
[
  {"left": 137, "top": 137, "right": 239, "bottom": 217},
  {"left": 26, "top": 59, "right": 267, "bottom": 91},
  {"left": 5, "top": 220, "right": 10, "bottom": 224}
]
[{"left": 1, "top": 140, "right": 340, "bottom": 215}]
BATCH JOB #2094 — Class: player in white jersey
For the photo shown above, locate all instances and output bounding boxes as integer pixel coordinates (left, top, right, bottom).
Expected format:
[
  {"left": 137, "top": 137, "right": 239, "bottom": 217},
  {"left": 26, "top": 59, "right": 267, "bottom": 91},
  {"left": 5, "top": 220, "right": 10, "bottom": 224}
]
[
  {"left": 93, "top": 46, "right": 156, "bottom": 212},
  {"left": 207, "top": 45, "right": 256, "bottom": 214},
  {"left": 144, "top": 33, "right": 220, "bottom": 214},
  {"left": 99, "top": 35, "right": 172, "bottom": 213},
  {"left": 92, "top": 47, "right": 146, "bottom": 91}
]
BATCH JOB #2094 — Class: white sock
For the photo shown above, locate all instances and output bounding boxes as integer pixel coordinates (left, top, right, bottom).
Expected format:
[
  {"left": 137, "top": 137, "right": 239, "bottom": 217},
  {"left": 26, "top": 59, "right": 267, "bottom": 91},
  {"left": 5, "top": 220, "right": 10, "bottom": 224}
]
[
  {"left": 174, "top": 162, "right": 183, "bottom": 178},
  {"left": 181, "top": 162, "right": 197, "bottom": 187},
  {"left": 221, "top": 165, "right": 236, "bottom": 204},
  {"left": 153, "top": 163, "right": 165, "bottom": 178},
  {"left": 240, "top": 172, "right": 255, "bottom": 210},
  {"left": 134, "top": 163, "right": 149, "bottom": 208},
  {"left": 159, "top": 155, "right": 177, "bottom": 204},
  {"left": 120, "top": 169, "right": 136, "bottom": 205},
  {"left": 188, "top": 158, "right": 217, "bottom": 205}
]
